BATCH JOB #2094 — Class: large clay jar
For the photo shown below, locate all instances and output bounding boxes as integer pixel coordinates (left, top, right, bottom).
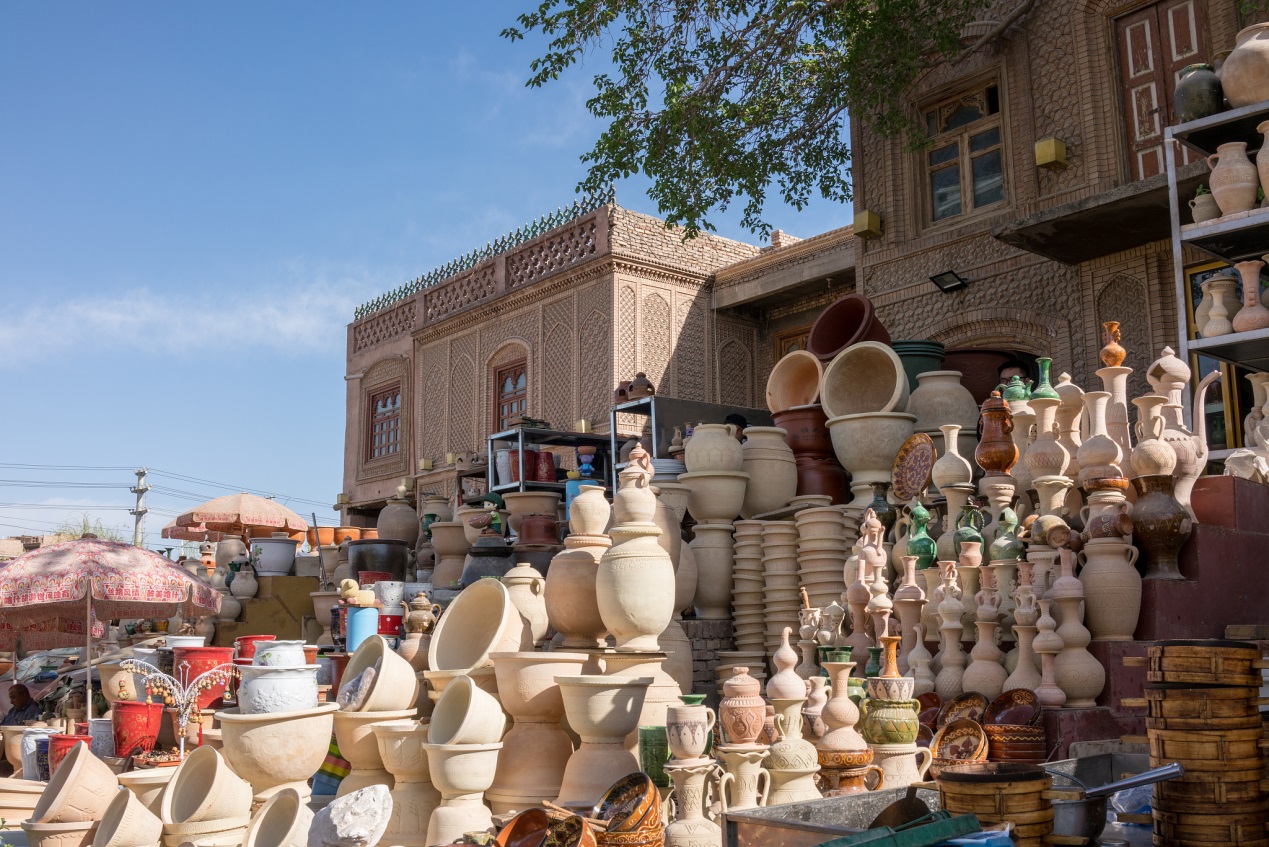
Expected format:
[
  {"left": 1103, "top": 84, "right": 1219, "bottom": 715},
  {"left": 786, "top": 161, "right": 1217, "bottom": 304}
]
[
  {"left": 806, "top": 293, "right": 891, "bottom": 362},
  {"left": 907, "top": 371, "right": 980, "bottom": 434},
  {"left": 597, "top": 459, "right": 676, "bottom": 652},
  {"left": 1233, "top": 260, "right": 1269, "bottom": 333},
  {"left": 1130, "top": 474, "right": 1192, "bottom": 580},
  {"left": 689, "top": 523, "right": 735, "bottom": 619},
  {"left": 1209, "top": 141, "right": 1260, "bottom": 216},
  {"left": 1221, "top": 24, "right": 1269, "bottom": 108},
  {"left": 739, "top": 427, "right": 797, "bottom": 517},
  {"left": 974, "top": 392, "right": 1017, "bottom": 476},
  {"left": 216, "top": 703, "right": 339, "bottom": 804},
  {"left": 683, "top": 423, "right": 743, "bottom": 472},
  {"left": 545, "top": 486, "right": 611, "bottom": 649},
  {"left": 554, "top": 675, "right": 652, "bottom": 812},
  {"left": 766, "top": 350, "right": 823, "bottom": 412},
  {"left": 376, "top": 492, "right": 420, "bottom": 548},
  {"left": 820, "top": 341, "right": 910, "bottom": 418},
  {"left": 826, "top": 412, "right": 917, "bottom": 512},
  {"left": 501, "top": 563, "right": 549, "bottom": 647},
  {"left": 487, "top": 651, "right": 587, "bottom": 813},
  {"left": 1175, "top": 63, "right": 1224, "bottom": 123},
  {"left": 719, "top": 667, "right": 765, "bottom": 745}
]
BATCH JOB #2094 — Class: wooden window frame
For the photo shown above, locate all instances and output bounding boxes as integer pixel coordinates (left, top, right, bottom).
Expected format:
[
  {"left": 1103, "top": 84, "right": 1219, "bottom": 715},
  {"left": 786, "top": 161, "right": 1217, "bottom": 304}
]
[
  {"left": 493, "top": 359, "right": 528, "bottom": 433},
  {"left": 919, "top": 78, "right": 1007, "bottom": 228},
  {"left": 366, "top": 383, "right": 403, "bottom": 463},
  {"left": 773, "top": 325, "right": 812, "bottom": 361}
]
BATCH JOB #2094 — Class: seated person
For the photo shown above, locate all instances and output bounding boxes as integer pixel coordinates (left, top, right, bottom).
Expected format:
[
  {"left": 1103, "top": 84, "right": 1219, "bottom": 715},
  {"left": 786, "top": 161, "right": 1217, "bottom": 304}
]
[{"left": 1, "top": 684, "right": 42, "bottom": 725}]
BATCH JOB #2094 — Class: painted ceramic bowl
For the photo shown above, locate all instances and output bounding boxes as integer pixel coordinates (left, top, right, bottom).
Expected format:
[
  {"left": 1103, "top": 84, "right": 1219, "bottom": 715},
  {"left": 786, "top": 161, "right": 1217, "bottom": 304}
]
[
  {"left": 866, "top": 675, "right": 915, "bottom": 701},
  {"left": 592, "top": 772, "right": 659, "bottom": 834},
  {"left": 983, "top": 689, "right": 1042, "bottom": 727},
  {"left": 935, "top": 692, "right": 989, "bottom": 728},
  {"left": 916, "top": 692, "right": 942, "bottom": 729},
  {"left": 817, "top": 747, "right": 874, "bottom": 769}
]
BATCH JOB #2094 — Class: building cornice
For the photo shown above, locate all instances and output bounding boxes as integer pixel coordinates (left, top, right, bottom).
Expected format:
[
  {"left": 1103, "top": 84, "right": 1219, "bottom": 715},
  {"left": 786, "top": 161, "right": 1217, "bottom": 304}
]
[{"left": 714, "top": 225, "right": 856, "bottom": 288}]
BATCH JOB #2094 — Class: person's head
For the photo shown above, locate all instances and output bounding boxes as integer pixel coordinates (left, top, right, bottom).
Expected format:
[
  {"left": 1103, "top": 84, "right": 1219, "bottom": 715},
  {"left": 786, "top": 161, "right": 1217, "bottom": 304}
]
[
  {"left": 997, "top": 357, "right": 1031, "bottom": 383},
  {"left": 9, "top": 684, "right": 31, "bottom": 709}
]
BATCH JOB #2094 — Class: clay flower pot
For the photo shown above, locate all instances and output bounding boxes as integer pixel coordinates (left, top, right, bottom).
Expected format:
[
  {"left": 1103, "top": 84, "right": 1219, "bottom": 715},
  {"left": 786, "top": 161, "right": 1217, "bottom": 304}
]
[
  {"left": 428, "top": 579, "right": 531, "bottom": 674},
  {"left": 820, "top": 341, "right": 910, "bottom": 418},
  {"left": 826, "top": 412, "right": 917, "bottom": 510},
  {"left": 94, "top": 779, "right": 163, "bottom": 847},
  {"left": 171, "top": 646, "right": 235, "bottom": 709},
  {"left": 331, "top": 708, "right": 418, "bottom": 797},
  {"left": 677, "top": 470, "right": 749, "bottom": 523},
  {"left": 250, "top": 640, "right": 306, "bottom": 667},
  {"left": 806, "top": 293, "right": 891, "bottom": 363},
  {"left": 373, "top": 721, "right": 440, "bottom": 847},
  {"left": 342, "top": 635, "right": 421, "bottom": 712},
  {"left": 242, "top": 788, "right": 312, "bottom": 847},
  {"left": 766, "top": 350, "right": 823, "bottom": 413},
  {"left": 30, "top": 742, "right": 118, "bottom": 824},
  {"left": 233, "top": 635, "right": 277, "bottom": 660},
  {"left": 159, "top": 816, "right": 250, "bottom": 847},
  {"left": 422, "top": 742, "right": 503, "bottom": 846},
  {"left": 427, "top": 674, "right": 506, "bottom": 745},
  {"left": 215, "top": 703, "right": 339, "bottom": 803},
  {"left": 21, "top": 820, "right": 97, "bottom": 847},
  {"left": 554, "top": 675, "right": 653, "bottom": 812},
  {"left": 160, "top": 746, "right": 253, "bottom": 825},
  {"left": 117, "top": 768, "right": 177, "bottom": 817},
  {"left": 236, "top": 666, "right": 320, "bottom": 715},
  {"left": 503, "top": 492, "right": 563, "bottom": 534},
  {"left": 47, "top": 735, "right": 89, "bottom": 776}
]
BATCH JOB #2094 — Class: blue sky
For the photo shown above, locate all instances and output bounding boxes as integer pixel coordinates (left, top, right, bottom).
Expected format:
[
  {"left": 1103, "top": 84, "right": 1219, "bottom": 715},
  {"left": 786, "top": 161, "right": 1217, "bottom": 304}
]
[{"left": 0, "top": 2, "right": 852, "bottom": 548}]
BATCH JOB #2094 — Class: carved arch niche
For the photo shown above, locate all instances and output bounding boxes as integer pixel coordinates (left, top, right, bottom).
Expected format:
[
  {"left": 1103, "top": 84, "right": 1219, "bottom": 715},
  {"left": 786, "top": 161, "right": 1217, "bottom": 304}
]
[
  {"left": 1095, "top": 273, "right": 1152, "bottom": 394},
  {"left": 487, "top": 339, "right": 532, "bottom": 433}
]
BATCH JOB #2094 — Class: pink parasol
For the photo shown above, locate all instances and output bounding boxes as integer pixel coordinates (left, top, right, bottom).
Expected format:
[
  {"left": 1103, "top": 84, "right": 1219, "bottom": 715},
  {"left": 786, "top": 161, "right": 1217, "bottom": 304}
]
[
  {"left": 0, "top": 536, "right": 221, "bottom": 718},
  {"left": 174, "top": 492, "right": 308, "bottom": 535},
  {"left": 0, "top": 616, "right": 106, "bottom": 652}
]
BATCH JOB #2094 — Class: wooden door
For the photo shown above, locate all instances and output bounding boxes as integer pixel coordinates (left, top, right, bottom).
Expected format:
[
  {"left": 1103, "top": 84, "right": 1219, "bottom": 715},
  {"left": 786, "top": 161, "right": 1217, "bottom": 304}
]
[{"left": 1116, "top": 0, "right": 1208, "bottom": 180}]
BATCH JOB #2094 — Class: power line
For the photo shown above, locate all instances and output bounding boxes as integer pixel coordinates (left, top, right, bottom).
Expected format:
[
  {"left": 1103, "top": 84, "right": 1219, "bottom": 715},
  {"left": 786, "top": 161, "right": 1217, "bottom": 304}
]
[
  {"left": 0, "top": 480, "right": 131, "bottom": 489},
  {"left": 0, "top": 463, "right": 136, "bottom": 471}
]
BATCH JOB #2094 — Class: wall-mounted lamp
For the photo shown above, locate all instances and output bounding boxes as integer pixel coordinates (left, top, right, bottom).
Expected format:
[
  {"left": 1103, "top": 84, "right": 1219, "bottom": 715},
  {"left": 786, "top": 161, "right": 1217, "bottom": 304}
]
[
  {"left": 930, "top": 270, "right": 970, "bottom": 292},
  {"left": 336, "top": 493, "right": 350, "bottom": 505},
  {"left": 1035, "top": 137, "right": 1068, "bottom": 171},
  {"left": 417, "top": 458, "right": 433, "bottom": 471},
  {"left": 853, "top": 209, "right": 883, "bottom": 239}
]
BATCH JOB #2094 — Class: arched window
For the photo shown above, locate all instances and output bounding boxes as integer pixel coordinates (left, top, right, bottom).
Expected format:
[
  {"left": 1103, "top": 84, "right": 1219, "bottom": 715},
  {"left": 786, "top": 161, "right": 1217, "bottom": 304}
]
[
  {"left": 495, "top": 360, "right": 528, "bottom": 431},
  {"left": 367, "top": 385, "right": 402, "bottom": 460}
]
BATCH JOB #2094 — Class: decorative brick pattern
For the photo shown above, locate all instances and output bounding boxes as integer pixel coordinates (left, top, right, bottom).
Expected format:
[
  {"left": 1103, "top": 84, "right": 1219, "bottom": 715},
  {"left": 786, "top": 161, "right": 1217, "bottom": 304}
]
[
  {"left": 641, "top": 290, "right": 673, "bottom": 389},
  {"left": 682, "top": 618, "right": 735, "bottom": 708},
  {"left": 676, "top": 295, "right": 709, "bottom": 402},
  {"left": 425, "top": 264, "right": 498, "bottom": 323},
  {"left": 506, "top": 219, "right": 599, "bottom": 290},
  {"left": 353, "top": 302, "right": 416, "bottom": 353},
  {"left": 609, "top": 207, "right": 760, "bottom": 274}
]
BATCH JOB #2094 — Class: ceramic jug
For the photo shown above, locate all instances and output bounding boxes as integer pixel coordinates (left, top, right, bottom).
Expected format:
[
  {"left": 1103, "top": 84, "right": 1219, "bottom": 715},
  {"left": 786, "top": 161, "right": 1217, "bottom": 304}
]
[
  {"left": 974, "top": 392, "right": 1017, "bottom": 476},
  {"left": 871, "top": 743, "right": 932, "bottom": 788},
  {"left": 1208, "top": 141, "right": 1259, "bottom": 215}
]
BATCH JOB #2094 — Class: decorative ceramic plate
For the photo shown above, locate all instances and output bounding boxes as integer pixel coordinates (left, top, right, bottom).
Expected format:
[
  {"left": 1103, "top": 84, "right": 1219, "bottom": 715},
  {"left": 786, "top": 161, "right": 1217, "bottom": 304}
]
[
  {"left": 891, "top": 433, "right": 936, "bottom": 503},
  {"left": 935, "top": 691, "right": 989, "bottom": 728},
  {"left": 983, "top": 688, "right": 1043, "bottom": 727},
  {"left": 931, "top": 718, "right": 989, "bottom": 761},
  {"left": 592, "top": 772, "right": 657, "bottom": 832},
  {"left": 917, "top": 692, "right": 943, "bottom": 729},
  {"left": 917, "top": 723, "right": 935, "bottom": 748}
]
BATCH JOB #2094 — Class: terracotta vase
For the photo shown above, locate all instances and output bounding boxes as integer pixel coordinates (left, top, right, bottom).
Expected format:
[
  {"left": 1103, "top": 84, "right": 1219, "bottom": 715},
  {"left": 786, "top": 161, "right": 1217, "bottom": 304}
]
[
  {"left": 1052, "top": 551, "right": 1105, "bottom": 707},
  {"left": 1130, "top": 474, "right": 1192, "bottom": 580},
  {"left": 1076, "top": 391, "right": 1123, "bottom": 486},
  {"left": 1130, "top": 396, "right": 1176, "bottom": 477},
  {"left": 719, "top": 667, "right": 765, "bottom": 745},
  {"left": 740, "top": 427, "right": 798, "bottom": 517},
  {"left": 683, "top": 423, "right": 743, "bottom": 472},
  {"left": 1233, "top": 260, "right": 1269, "bottom": 333},
  {"left": 871, "top": 743, "right": 932, "bottom": 788},
  {"left": 805, "top": 293, "right": 891, "bottom": 362},
  {"left": 1208, "top": 141, "right": 1260, "bottom": 216},
  {"left": 815, "top": 661, "right": 866, "bottom": 756},
  {"left": 1078, "top": 536, "right": 1141, "bottom": 641},
  {"left": 664, "top": 761, "right": 723, "bottom": 847},
  {"left": 716, "top": 748, "right": 770, "bottom": 812},
  {"left": 961, "top": 621, "right": 1007, "bottom": 701},
  {"left": 931, "top": 424, "right": 974, "bottom": 491},
  {"left": 974, "top": 392, "right": 1017, "bottom": 476},
  {"left": 893, "top": 557, "right": 926, "bottom": 675},
  {"left": 1221, "top": 24, "right": 1269, "bottom": 108},
  {"left": 1032, "top": 600, "right": 1065, "bottom": 709},
  {"left": 377, "top": 494, "right": 420, "bottom": 547}
]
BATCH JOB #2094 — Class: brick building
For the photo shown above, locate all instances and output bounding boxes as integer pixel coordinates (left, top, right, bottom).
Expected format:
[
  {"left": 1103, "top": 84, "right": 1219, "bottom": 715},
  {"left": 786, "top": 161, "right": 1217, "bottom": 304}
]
[{"left": 343, "top": 0, "right": 1258, "bottom": 518}]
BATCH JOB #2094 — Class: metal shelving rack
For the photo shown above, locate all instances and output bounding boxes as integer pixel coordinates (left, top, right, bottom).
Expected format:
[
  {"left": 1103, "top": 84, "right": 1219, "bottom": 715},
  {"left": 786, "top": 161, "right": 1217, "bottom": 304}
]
[
  {"left": 484, "top": 427, "right": 613, "bottom": 496},
  {"left": 607, "top": 396, "right": 775, "bottom": 475},
  {"left": 1166, "top": 100, "right": 1269, "bottom": 373}
]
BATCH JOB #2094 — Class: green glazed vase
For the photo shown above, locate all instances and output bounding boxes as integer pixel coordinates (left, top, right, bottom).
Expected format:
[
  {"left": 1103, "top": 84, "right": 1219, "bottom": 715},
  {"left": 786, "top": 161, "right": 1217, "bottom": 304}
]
[
  {"left": 1030, "top": 357, "right": 1059, "bottom": 400},
  {"left": 905, "top": 501, "right": 938, "bottom": 570},
  {"left": 868, "top": 482, "right": 897, "bottom": 540},
  {"left": 638, "top": 725, "right": 670, "bottom": 787},
  {"left": 864, "top": 647, "right": 883, "bottom": 679},
  {"left": 953, "top": 503, "right": 985, "bottom": 550},
  {"left": 989, "top": 507, "right": 1026, "bottom": 561},
  {"left": 859, "top": 698, "right": 921, "bottom": 745}
]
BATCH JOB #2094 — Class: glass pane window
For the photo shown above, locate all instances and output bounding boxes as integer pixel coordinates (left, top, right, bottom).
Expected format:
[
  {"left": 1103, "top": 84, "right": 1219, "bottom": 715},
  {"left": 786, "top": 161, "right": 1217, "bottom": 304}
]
[
  {"left": 495, "top": 361, "right": 528, "bottom": 431},
  {"left": 923, "top": 81, "right": 1006, "bottom": 224},
  {"left": 367, "top": 386, "right": 402, "bottom": 461}
]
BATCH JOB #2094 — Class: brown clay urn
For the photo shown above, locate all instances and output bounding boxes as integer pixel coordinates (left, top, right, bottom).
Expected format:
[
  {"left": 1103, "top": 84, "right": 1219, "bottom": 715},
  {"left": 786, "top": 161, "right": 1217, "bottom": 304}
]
[{"left": 974, "top": 391, "right": 1018, "bottom": 476}]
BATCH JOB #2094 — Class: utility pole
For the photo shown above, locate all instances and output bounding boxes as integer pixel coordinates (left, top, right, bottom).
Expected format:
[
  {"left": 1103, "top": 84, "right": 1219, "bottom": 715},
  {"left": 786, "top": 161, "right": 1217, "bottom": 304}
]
[{"left": 129, "top": 468, "right": 150, "bottom": 547}]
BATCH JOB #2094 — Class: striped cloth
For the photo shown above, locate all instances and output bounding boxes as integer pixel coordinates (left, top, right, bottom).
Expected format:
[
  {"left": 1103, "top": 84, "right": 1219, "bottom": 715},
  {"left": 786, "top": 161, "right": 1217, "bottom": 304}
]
[{"left": 310, "top": 734, "right": 349, "bottom": 796}]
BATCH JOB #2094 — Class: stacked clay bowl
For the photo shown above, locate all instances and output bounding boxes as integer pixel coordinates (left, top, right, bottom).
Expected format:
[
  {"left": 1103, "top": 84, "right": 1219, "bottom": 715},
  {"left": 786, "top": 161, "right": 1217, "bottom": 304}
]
[
  {"left": 982, "top": 690, "right": 1046, "bottom": 764},
  {"left": 591, "top": 773, "right": 663, "bottom": 847},
  {"left": 928, "top": 718, "right": 988, "bottom": 779}
]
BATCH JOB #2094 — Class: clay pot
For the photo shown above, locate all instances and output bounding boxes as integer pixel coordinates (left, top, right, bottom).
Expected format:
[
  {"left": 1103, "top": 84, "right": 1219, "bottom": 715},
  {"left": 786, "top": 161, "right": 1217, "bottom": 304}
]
[
  {"left": 249, "top": 538, "right": 298, "bottom": 576},
  {"left": 159, "top": 816, "right": 250, "bottom": 847},
  {"left": 859, "top": 699, "right": 920, "bottom": 745},
  {"left": 554, "top": 676, "right": 652, "bottom": 811},
  {"left": 30, "top": 742, "right": 117, "bottom": 824},
  {"left": 502, "top": 563, "right": 550, "bottom": 646},
  {"left": 1130, "top": 475, "right": 1192, "bottom": 580},
  {"left": 331, "top": 708, "right": 419, "bottom": 797},
  {"left": 116, "top": 768, "right": 177, "bottom": 818},
  {"left": 907, "top": 371, "right": 979, "bottom": 434},
  {"left": 678, "top": 470, "right": 749, "bottom": 523},
  {"left": 503, "top": 492, "right": 563, "bottom": 534},
  {"left": 95, "top": 780, "right": 162, "bottom": 847},
  {"left": 544, "top": 530, "right": 610, "bottom": 650},
  {"left": 372, "top": 721, "right": 440, "bottom": 847},
  {"left": 517, "top": 515, "right": 559, "bottom": 546},
  {"left": 820, "top": 341, "right": 910, "bottom": 418},
  {"left": 234, "top": 634, "right": 277, "bottom": 660},
  {"left": 766, "top": 350, "right": 823, "bottom": 412},
  {"left": 826, "top": 412, "right": 917, "bottom": 510},
  {"left": 171, "top": 646, "right": 236, "bottom": 710},
  {"left": 242, "top": 788, "right": 312, "bottom": 847},
  {"left": 160, "top": 746, "right": 253, "bottom": 825},
  {"left": 339, "top": 634, "right": 421, "bottom": 711},
  {"left": 215, "top": 703, "right": 338, "bottom": 804},
  {"left": 236, "top": 665, "right": 320, "bottom": 715},
  {"left": 429, "top": 578, "right": 532, "bottom": 672},
  {"left": 1175, "top": 63, "right": 1224, "bottom": 123},
  {"left": 428, "top": 674, "right": 506, "bottom": 745},
  {"left": 719, "top": 667, "right": 765, "bottom": 745},
  {"left": 376, "top": 495, "right": 420, "bottom": 547},
  {"left": 1209, "top": 142, "right": 1260, "bottom": 216},
  {"left": 683, "top": 423, "right": 743, "bottom": 472},
  {"left": 1221, "top": 24, "right": 1269, "bottom": 108},
  {"left": 46, "top": 735, "right": 88, "bottom": 777},
  {"left": 422, "top": 742, "right": 503, "bottom": 845},
  {"left": 771, "top": 405, "right": 850, "bottom": 503},
  {"left": 871, "top": 743, "right": 933, "bottom": 788},
  {"left": 1190, "top": 191, "right": 1221, "bottom": 223},
  {"left": 739, "top": 427, "right": 797, "bottom": 517},
  {"left": 21, "top": 821, "right": 97, "bottom": 847},
  {"left": 1233, "top": 260, "right": 1269, "bottom": 333},
  {"left": 251, "top": 640, "right": 306, "bottom": 667},
  {"left": 569, "top": 485, "right": 611, "bottom": 536},
  {"left": 806, "top": 293, "right": 891, "bottom": 362},
  {"left": 689, "top": 523, "right": 735, "bottom": 620},
  {"left": 597, "top": 478, "right": 677, "bottom": 652},
  {"left": 110, "top": 701, "right": 164, "bottom": 760},
  {"left": 1077, "top": 537, "right": 1140, "bottom": 641},
  {"left": 665, "top": 701, "right": 716, "bottom": 761}
]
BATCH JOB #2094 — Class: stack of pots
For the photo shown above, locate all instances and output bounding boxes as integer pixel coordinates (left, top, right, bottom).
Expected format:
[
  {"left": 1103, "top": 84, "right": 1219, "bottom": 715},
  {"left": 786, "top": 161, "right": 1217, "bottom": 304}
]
[
  {"left": 22, "top": 743, "right": 118, "bottom": 847},
  {"left": 820, "top": 341, "right": 916, "bottom": 513},
  {"left": 760, "top": 522, "right": 802, "bottom": 656},
  {"left": 333, "top": 635, "right": 423, "bottom": 797},
  {"left": 678, "top": 424, "right": 749, "bottom": 525},
  {"left": 730, "top": 521, "right": 767, "bottom": 653},
  {"left": 236, "top": 640, "right": 320, "bottom": 715},
  {"left": 423, "top": 675, "right": 506, "bottom": 843},
  {"left": 795, "top": 506, "right": 849, "bottom": 611},
  {"left": 371, "top": 721, "right": 437, "bottom": 847},
  {"left": 159, "top": 746, "right": 254, "bottom": 847},
  {"left": 767, "top": 349, "right": 849, "bottom": 504},
  {"left": 425, "top": 577, "right": 532, "bottom": 702}
]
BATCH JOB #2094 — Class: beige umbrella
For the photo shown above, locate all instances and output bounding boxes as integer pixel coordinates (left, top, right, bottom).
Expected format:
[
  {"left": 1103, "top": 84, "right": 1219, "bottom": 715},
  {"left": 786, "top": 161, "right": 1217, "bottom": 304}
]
[
  {"left": 160, "top": 518, "right": 225, "bottom": 543},
  {"left": 174, "top": 492, "right": 308, "bottom": 536}
]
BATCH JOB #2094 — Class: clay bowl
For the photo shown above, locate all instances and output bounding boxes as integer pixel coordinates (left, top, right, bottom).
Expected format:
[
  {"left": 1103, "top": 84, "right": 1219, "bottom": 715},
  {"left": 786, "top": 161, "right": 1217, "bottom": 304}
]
[
  {"left": 159, "top": 746, "right": 252, "bottom": 825},
  {"left": 95, "top": 780, "right": 163, "bottom": 847},
  {"left": 766, "top": 350, "right": 824, "bottom": 413},
  {"left": 917, "top": 724, "right": 935, "bottom": 749},
  {"left": 341, "top": 634, "right": 420, "bottom": 712},
  {"left": 935, "top": 691, "right": 988, "bottom": 728},
  {"left": 545, "top": 816, "right": 597, "bottom": 847},
  {"left": 916, "top": 693, "right": 942, "bottom": 729},
  {"left": 30, "top": 741, "right": 119, "bottom": 824},
  {"left": 931, "top": 718, "right": 988, "bottom": 763},
  {"left": 591, "top": 772, "right": 658, "bottom": 833},
  {"left": 242, "top": 787, "right": 313, "bottom": 847},
  {"left": 428, "top": 578, "right": 530, "bottom": 673},
  {"left": 495, "top": 809, "right": 552, "bottom": 847},
  {"left": 983, "top": 689, "right": 1042, "bottom": 727}
]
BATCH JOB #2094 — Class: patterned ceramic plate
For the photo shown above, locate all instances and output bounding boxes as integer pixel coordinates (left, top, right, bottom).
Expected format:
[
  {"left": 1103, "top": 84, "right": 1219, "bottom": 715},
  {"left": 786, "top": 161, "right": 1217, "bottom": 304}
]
[
  {"left": 891, "top": 433, "right": 936, "bottom": 503},
  {"left": 983, "top": 688, "right": 1043, "bottom": 726},
  {"left": 936, "top": 691, "right": 989, "bottom": 728},
  {"left": 931, "top": 717, "right": 989, "bottom": 761},
  {"left": 917, "top": 692, "right": 943, "bottom": 729}
]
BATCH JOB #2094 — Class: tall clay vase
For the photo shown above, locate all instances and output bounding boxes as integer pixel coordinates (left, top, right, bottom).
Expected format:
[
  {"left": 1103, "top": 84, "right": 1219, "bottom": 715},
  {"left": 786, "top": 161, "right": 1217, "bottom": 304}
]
[
  {"left": 1233, "top": 260, "right": 1269, "bottom": 333},
  {"left": 816, "top": 661, "right": 867, "bottom": 756},
  {"left": 1052, "top": 552, "right": 1105, "bottom": 707},
  {"left": 1032, "top": 601, "right": 1066, "bottom": 709},
  {"left": 545, "top": 488, "right": 610, "bottom": 649},
  {"left": 1078, "top": 537, "right": 1141, "bottom": 641},
  {"left": 1222, "top": 24, "right": 1269, "bottom": 107},
  {"left": 554, "top": 675, "right": 653, "bottom": 812},
  {"left": 739, "top": 427, "right": 798, "bottom": 517},
  {"left": 373, "top": 721, "right": 440, "bottom": 847},
  {"left": 1076, "top": 391, "right": 1123, "bottom": 487},
  {"left": 1209, "top": 141, "right": 1260, "bottom": 215},
  {"left": 487, "top": 651, "right": 588, "bottom": 813},
  {"left": 664, "top": 761, "right": 723, "bottom": 847},
  {"left": 892, "top": 557, "right": 926, "bottom": 675},
  {"left": 1130, "top": 475, "right": 1192, "bottom": 580},
  {"left": 690, "top": 523, "right": 735, "bottom": 619},
  {"left": 423, "top": 742, "right": 502, "bottom": 845}
]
